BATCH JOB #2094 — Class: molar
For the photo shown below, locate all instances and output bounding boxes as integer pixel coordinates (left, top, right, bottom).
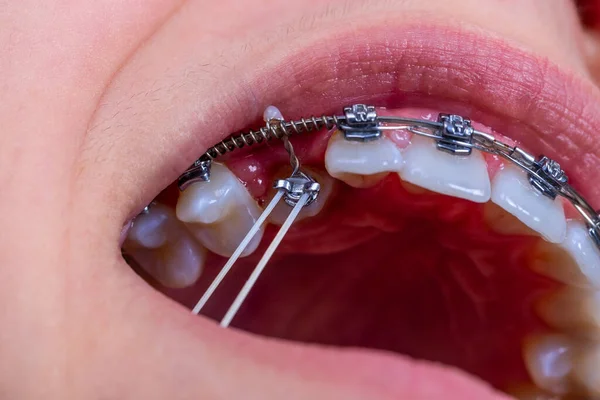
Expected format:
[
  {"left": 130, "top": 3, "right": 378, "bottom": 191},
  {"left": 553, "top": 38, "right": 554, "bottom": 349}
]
[
  {"left": 124, "top": 203, "right": 206, "bottom": 288},
  {"left": 176, "top": 163, "right": 264, "bottom": 257},
  {"left": 398, "top": 135, "right": 491, "bottom": 203},
  {"left": 324, "top": 131, "right": 403, "bottom": 188},
  {"left": 490, "top": 166, "right": 567, "bottom": 244},
  {"left": 531, "top": 220, "right": 600, "bottom": 288}
]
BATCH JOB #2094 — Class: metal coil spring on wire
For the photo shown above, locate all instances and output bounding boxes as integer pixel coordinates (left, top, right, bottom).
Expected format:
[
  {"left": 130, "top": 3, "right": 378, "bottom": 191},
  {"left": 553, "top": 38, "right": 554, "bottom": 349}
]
[{"left": 200, "top": 115, "right": 341, "bottom": 161}]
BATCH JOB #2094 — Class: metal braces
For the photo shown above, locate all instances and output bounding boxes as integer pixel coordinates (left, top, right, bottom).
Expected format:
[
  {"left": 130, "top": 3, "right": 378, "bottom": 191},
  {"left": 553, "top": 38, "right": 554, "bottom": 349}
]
[{"left": 178, "top": 104, "right": 600, "bottom": 252}]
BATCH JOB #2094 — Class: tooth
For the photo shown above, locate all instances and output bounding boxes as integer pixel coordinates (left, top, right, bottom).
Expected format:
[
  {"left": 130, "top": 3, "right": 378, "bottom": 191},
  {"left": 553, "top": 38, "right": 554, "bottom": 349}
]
[
  {"left": 176, "top": 163, "right": 263, "bottom": 257},
  {"left": 572, "top": 343, "right": 600, "bottom": 396},
  {"left": 491, "top": 166, "right": 566, "bottom": 243},
  {"left": 185, "top": 205, "right": 263, "bottom": 257},
  {"left": 124, "top": 203, "right": 206, "bottom": 288},
  {"left": 325, "top": 131, "right": 403, "bottom": 188},
  {"left": 399, "top": 135, "right": 491, "bottom": 203},
  {"left": 537, "top": 287, "right": 600, "bottom": 333},
  {"left": 531, "top": 220, "right": 600, "bottom": 288},
  {"left": 560, "top": 221, "right": 600, "bottom": 287},
  {"left": 176, "top": 163, "right": 241, "bottom": 225},
  {"left": 523, "top": 334, "right": 575, "bottom": 395},
  {"left": 268, "top": 169, "right": 334, "bottom": 225},
  {"left": 127, "top": 205, "right": 170, "bottom": 249}
]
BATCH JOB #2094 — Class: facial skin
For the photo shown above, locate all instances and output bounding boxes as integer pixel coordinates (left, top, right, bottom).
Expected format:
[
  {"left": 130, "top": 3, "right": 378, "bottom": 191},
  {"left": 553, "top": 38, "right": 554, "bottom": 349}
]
[{"left": 1, "top": 0, "right": 600, "bottom": 398}]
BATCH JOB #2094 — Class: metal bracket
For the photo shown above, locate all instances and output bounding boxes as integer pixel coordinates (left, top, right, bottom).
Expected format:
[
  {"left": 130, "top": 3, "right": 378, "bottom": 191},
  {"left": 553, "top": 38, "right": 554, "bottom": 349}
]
[
  {"left": 340, "top": 104, "right": 381, "bottom": 142},
  {"left": 528, "top": 156, "right": 568, "bottom": 200},
  {"left": 436, "top": 114, "right": 474, "bottom": 155},
  {"left": 178, "top": 159, "right": 212, "bottom": 191},
  {"left": 273, "top": 171, "right": 320, "bottom": 207}
]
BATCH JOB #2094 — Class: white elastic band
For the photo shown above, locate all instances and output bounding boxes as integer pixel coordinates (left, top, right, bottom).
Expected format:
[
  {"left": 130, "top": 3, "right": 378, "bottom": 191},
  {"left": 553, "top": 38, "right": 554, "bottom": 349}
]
[
  {"left": 191, "top": 190, "right": 285, "bottom": 315},
  {"left": 220, "top": 192, "right": 310, "bottom": 328}
]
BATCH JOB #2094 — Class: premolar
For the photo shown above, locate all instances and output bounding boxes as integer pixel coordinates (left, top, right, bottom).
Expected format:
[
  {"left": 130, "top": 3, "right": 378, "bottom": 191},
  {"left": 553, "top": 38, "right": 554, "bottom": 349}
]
[
  {"left": 267, "top": 168, "right": 334, "bottom": 225},
  {"left": 325, "top": 131, "right": 404, "bottom": 188},
  {"left": 176, "top": 163, "right": 264, "bottom": 257},
  {"left": 124, "top": 203, "right": 206, "bottom": 288},
  {"left": 491, "top": 166, "right": 566, "bottom": 244},
  {"left": 176, "top": 163, "right": 244, "bottom": 224},
  {"left": 399, "top": 135, "right": 491, "bottom": 203}
]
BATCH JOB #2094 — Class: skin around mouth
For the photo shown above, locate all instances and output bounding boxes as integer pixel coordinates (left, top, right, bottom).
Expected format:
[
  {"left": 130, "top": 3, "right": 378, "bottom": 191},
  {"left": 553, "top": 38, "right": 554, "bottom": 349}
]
[
  {"left": 123, "top": 104, "right": 597, "bottom": 397},
  {"left": 6, "top": 0, "right": 600, "bottom": 399}
]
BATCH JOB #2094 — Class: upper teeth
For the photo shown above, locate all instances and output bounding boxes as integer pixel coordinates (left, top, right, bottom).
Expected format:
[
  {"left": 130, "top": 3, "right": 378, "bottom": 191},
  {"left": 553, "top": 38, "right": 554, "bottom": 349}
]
[
  {"left": 491, "top": 166, "right": 567, "bottom": 244},
  {"left": 325, "top": 131, "right": 403, "bottom": 188},
  {"left": 176, "top": 163, "right": 264, "bottom": 257},
  {"left": 399, "top": 135, "right": 491, "bottom": 203},
  {"left": 123, "top": 203, "right": 206, "bottom": 288}
]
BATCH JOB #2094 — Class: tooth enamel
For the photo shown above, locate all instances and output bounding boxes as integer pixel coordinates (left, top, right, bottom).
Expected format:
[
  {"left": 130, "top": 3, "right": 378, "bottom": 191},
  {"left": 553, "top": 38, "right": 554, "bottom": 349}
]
[
  {"left": 268, "top": 169, "right": 334, "bottom": 225},
  {"left": 531, "top": 220, "right": 600, "bottom": 288},
  {"left": 263, "top": 105, "right": 284, "bottom": 122},
  {"left": 491, "top": 166, "right": 566, "bottom": 243},
  {"left": 325, "top": 131, "right": 403, "bottom": 187},
  {"left": 399, "top": 135, "right": 491, "bottom": 203},
  {"left": 176, "top": 163, "right": 242, "bottom": 225},
  {"left": 124, "top": 203, "right": 206, "bottom": 288},
  {"left": 572, "top": 344, "right": 600, "bottom": 396},
  {"left": 537, "top": 287, "right": 600, "bottom": 333},
  {"left": 560, "top": 221, "right": 600, "bottom": 287},
  {"left": 184, "top": 205, "right": 263, "bottom": 257},
  {"left": 127, "top": 206, "right": 169, "bottom": 249},
  {"left": 176, "top": 163, "right": 264, "bottom": 257},
  {"left": 523, "top": 334, "right": 575, "bottom": 395}
]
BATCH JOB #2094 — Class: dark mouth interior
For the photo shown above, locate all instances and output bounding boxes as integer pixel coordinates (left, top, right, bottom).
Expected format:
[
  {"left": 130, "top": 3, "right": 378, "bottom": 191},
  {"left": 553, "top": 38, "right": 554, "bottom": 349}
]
[{"left": 129, "top": 152, "right": 560, "bottom": 392}]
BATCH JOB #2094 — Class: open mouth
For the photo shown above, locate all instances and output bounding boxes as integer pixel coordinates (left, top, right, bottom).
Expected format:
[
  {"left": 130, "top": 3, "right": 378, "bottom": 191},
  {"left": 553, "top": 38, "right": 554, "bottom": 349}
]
[{"left": 118, "top": 25, "right": 600, "bottom": 400}]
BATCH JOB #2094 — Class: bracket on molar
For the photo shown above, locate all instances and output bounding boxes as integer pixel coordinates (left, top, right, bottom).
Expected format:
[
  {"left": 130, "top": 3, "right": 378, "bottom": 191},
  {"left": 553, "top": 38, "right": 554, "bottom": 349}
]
[
  {"left": 273, "top": 171, "right": 320, "bottom": 207},
  {"left": 178, "top": 159, "right": 212, "bottom": 191},
  {"left": 340, "top": 104, "right": 381, "bottom": 142},
  {"left": 528, "top": 156, "right": 568, "bottom": 200},
  {"left": 436, "top": 114, "right": 474, "bottom": 156}
]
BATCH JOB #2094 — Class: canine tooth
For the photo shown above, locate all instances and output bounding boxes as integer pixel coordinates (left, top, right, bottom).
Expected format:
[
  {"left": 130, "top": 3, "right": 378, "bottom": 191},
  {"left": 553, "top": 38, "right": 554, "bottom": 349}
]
[
  {"left": 176, "top": 163, "right": 242, "bottom": 225},
  {"left": 124, "top": 203, "right": 206, "bottom": 288},
  {"left": 491, "top": 166, "right": 566, "bottom": 243},
  {"left": 268, "top": 170, "right": 334, "bottom": 226},
  {"left": 399, "top": 135, "right": 491, "bottom": 203},
  {"left": 325, "top": 131, "right": 403, "bottom": 188},
  {"left": 523, "top": 334, "right": 575, "bottom": 395},
  {"left": 531, "top": 221, "right": 600, "bottom": 288},
  {"left": 176, "top": 163, "right": 264, "bottom": 257},
  {"left": 560, "top": 221, "right": 600, "bottom": 287},
  {"left": 537, "top": 287, "right": 600, "bottom": 333}
]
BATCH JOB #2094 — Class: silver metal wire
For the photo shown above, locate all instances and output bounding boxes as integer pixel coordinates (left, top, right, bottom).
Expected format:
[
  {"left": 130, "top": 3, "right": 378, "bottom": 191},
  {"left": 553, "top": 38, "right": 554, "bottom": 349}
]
[{"left": 179, "top": 106, "right": 600, "bottom": 251}]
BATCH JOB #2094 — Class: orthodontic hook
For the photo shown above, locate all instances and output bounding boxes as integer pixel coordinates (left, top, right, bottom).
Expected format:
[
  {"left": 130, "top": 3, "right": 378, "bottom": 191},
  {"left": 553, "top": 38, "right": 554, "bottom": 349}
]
[{"left": 191, "top": 108, "right": 321, "bottom": 327}]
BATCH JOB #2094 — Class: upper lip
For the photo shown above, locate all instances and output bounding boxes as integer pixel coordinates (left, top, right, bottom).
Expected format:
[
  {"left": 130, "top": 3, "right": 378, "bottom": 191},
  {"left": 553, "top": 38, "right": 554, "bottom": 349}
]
[{"left": 158, "top": 24, "right": 600, "bottom": 211}]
